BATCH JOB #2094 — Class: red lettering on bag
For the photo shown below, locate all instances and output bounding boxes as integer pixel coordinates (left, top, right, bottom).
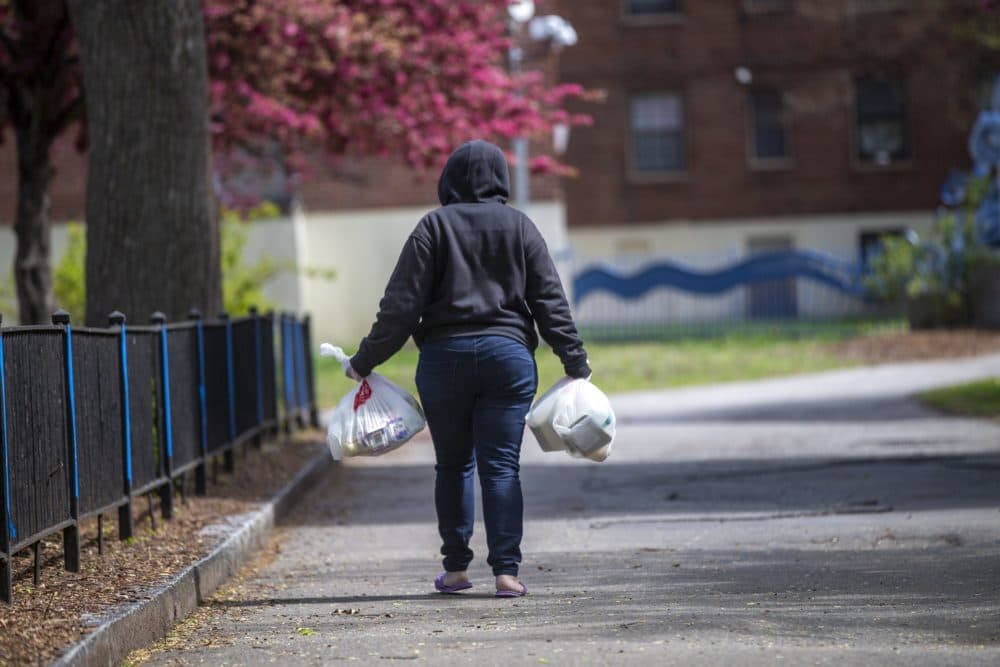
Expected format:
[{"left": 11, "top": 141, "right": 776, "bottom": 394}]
[{"left": 353, "top": 379, "right": 372, "bottom": 411}]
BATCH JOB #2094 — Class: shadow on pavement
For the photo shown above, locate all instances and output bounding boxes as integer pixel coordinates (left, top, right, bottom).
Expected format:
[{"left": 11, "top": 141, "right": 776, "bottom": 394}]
[{"left": 282, "top": 454, "right": 1000, "bottom": 527}]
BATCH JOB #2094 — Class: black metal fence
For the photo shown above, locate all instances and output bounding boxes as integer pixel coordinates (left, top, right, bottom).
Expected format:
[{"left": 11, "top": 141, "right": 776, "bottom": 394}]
[{"left": 0, "top": 308, "right": 318, "bottom": 603}]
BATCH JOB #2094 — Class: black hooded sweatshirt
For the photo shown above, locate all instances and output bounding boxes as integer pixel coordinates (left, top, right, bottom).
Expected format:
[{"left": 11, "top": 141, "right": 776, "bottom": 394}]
[{"left": 350, "top": 140, "right": 591, "bottom": 379}]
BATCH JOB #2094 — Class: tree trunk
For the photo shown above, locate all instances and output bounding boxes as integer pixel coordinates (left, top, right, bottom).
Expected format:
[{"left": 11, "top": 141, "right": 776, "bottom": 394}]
[
  {"left": 12, "top": 128, "right": 55, "bottom": 325},
  {"left": 67, "top": 0, "right": 220, "bottom": 326}
]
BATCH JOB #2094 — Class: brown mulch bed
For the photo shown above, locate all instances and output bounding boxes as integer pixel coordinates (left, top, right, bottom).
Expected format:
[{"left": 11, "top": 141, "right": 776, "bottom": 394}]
[
  {"left": 832, "top": 329, "right": 1000, "bottom": 364},
  {"left": 0, "top": 435, "right": 325, "bottom": 667}
]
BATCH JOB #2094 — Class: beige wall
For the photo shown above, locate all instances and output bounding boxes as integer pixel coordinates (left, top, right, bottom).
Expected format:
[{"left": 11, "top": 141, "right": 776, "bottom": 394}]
[
  {"left": 568, "top": 211, "right": 934, "bottom": 263},
  {"left": 292, "top": 200, "right": 571, "bottom": 348}
]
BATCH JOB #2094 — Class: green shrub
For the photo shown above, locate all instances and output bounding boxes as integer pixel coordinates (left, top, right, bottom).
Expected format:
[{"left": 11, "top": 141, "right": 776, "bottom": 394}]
[
  {"left": 0, "top": 272, "right": 15, "bottom": 322},
  {"left": 863, "top": 175, "right": 998, "bottom": 327},
  {"left": 221, "top": 209, "right": 283, "bottom": 315},
  {"left": 53, "top": 223, "right": 87, "bottom": 323}
]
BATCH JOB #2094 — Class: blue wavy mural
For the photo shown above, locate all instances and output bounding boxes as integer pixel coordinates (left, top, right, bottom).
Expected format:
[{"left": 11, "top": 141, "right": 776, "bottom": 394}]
[{"left": 573, "top": 250, "right": 865, "bottom": 305}]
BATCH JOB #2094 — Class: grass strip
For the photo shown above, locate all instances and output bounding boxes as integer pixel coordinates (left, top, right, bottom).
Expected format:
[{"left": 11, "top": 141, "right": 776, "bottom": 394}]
[
  {"left": 314, "top": 330, "right": 863, "bottom": 409},
  {"left": 919, "top": 378, "right": 1000, "bottom": 417}
]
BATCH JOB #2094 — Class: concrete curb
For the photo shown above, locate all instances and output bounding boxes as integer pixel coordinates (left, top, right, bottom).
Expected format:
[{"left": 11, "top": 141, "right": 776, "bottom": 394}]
[{"left": 52, "top": 450, "right": 333, "bottom": 667}]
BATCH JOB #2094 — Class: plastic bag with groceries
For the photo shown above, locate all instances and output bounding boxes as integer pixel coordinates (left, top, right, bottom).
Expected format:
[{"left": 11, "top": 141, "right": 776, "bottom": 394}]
[{"left": 319, "top": 343, "right": 426, "bottom": 460}]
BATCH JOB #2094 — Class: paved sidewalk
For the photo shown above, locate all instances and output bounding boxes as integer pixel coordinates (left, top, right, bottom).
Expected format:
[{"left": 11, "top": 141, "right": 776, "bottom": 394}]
[{"left": 142, "top": 357, "right": 1000, "bottom": 666}]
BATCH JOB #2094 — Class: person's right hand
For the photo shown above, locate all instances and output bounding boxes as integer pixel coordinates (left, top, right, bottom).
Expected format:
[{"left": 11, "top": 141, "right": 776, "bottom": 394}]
[{"left": 345, "top": 364, "right": 363, "bottom": 382}]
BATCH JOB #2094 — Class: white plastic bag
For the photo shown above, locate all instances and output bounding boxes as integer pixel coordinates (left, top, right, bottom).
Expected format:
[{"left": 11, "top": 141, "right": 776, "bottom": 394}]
[
  {"left": 526, "top": 378, "right": 616, "bottom": 462},
  {"left": 320, "top": 344, "right": 426, "bottom": 460}
]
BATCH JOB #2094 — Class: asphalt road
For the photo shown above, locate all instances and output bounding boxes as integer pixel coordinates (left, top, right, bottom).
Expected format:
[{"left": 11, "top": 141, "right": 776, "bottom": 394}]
[{"left": 142, "top": 355, "right": 1000, "bottom": 666}]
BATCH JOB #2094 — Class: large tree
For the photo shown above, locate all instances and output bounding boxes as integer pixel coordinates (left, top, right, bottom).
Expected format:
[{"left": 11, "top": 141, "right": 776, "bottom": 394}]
[
  {"left": 68, "top": 0, "right": 218, "bottom": 325},
  {"left": 10, "top": 0, "right": 592, "bottom": 324}
]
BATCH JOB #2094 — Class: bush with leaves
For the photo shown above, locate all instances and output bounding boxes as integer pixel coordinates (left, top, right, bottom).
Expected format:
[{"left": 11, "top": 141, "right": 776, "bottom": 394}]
[
  {"left": 53, "top": 223, "right": 87, "bottom": 323},
  {"left": 221, "top": 205, "right": 283, "bottom": 316},
  {"left": 0, "top": 272, "right": 14, "bottom": 321},
  {"left": 220, "top": 203, "right": 336, "bottom": 316},
  {"left": 864, "top": 176, "right": 998, "bottom": 327}
]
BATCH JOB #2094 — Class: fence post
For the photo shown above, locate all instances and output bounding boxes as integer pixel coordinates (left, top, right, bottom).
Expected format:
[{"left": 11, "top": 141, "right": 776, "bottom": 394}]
[
  {"left": 52, "top": 310, "right": 81, "bottom": 573},
  {"left": 303, "top": 314, "right": 319, "bottom": 428},
  {"left": 109, "top": 311, "right": 134, "bottom": 541},
  {"left": 220, "top": 312, "right": 236, "bottom": 473},
  {"left": 281, "top": 314, "right": 293, "bottom": 434},
  {"left": 250, "top": 306, "right": 264, "bottom": 448},
  {"left": 189, "top": 309, "right": 209, "bottom": 495},
  {"left": 0, "top": 314, "right": 12, "bottom": 602},
  {"left": 294, "top": 317, "right": 307, "bottom": 428},
  {"left": 151, "top": 312, "right": 174, "bottom": 520},
  {"left": 267, "top": 310, "right": 280, "bottom": 439}
]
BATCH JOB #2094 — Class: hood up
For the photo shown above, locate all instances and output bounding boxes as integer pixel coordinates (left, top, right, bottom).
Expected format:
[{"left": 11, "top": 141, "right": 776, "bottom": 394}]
[{"left": 437, "top": 140, "right": 511, "bottom": 206}]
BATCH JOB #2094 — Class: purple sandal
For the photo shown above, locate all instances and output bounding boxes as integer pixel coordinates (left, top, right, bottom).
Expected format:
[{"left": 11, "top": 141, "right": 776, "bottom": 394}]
[
  {"left": 434, "top": 572, "right": 473, "bottom": 594},
  {"left": 495, "top": 582, "right": 528, "bottom": 598}
]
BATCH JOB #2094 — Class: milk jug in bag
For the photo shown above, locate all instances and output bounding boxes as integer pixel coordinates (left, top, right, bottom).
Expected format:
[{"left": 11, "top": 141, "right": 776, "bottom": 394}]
[{"left": 526, "top": 378, "right": 616, "bottom": 462}]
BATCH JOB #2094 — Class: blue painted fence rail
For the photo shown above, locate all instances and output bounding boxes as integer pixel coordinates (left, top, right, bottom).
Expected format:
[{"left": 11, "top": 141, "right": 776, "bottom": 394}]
[
  {"left": 0, "top": 308, "right": 317, "bottom": 604},
  {"left": 573, "top": 250, "right": 866, "bottom": 305}
]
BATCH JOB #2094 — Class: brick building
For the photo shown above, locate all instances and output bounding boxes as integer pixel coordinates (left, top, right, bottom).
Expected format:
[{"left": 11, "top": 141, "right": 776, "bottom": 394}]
[
  {"left": 552, "top": 0, "right": 992, "bottom": 268},
  {"left": 2, "top": 1, "right": 993, "bottom": 336}
]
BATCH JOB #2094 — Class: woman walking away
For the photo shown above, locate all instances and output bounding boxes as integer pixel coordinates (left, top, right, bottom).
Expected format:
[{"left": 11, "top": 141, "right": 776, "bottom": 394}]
[{"left": 347, "top": 140, "right": 591, "bottom": 598}]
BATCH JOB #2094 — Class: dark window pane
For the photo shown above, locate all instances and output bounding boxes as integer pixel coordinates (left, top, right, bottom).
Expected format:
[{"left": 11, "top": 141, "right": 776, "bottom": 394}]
[
  {"left": 630, "top": 94, "right": 685, "bottom": 172},
  {"left": 744, "top": 0, "right": 792, "bottom": 11},
  {"left": 749, "top": 89, "right": 788, "bottom": 160},
  {"left": 628, "top": 0, "right": 680, "bottom": 15},
  {"left": 634, "top": 131, "right": 684, "bottom": 171},
  {"left": 856, "top": 77, "right": 909, "bottom": 164}
]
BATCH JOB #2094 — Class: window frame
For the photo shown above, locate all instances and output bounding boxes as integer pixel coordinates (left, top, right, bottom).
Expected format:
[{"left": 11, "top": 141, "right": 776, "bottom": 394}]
[
  {"left": 742, "top": 0, "right": 794, "bottom": 15},
  {"left": 745, "top": 87, "right": 793, "bottom": 170},
  {"left": 626, "top": 91, "right": 689, "bottom": 182},
  {"left": 851, "top": 74, "right": 913, "bottom": 171},
  {"left": 847, "top": 0, "right": 906, "bottom": 16},
  {"left": 621, "top": 0, "right": 685, "bottom": 26}
]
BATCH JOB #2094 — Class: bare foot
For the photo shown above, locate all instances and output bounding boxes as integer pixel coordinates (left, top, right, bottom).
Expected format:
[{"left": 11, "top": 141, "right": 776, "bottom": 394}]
[
  {"left": 495, "top": 574, "right": 526, "bottom": 594},
  {"left": 442, "top": 571, "right": 470, "bottom": 588}
]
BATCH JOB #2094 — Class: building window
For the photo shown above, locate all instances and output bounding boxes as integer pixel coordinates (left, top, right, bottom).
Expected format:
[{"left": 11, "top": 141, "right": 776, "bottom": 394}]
[
  {"left": 743, "top": 0, "right": 792, "bottom": 13},
  {"left": 747, "top": 236, "right": 798, "bottom": 320},
  {"left": 747, "top": 89, "right": 789, "bottom": 163},
  {"left": 855, "top": 76, "right": 910, "bottom": 166},
  {"left": 849, "top": 0, "right": 905, "bottom": 14},
  {"left": 626, "top": 0, "right": 681, "bottom": 16},
  {"left": 630, "top": 93, "right": 685, "bottom": 173}
]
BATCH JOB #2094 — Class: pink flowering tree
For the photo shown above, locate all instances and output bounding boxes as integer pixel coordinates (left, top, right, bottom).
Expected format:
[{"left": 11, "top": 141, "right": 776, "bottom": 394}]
[
  {"left": 204, "top": 0, "right": 593, "bottom": 205},
  {"left": 5, "top": 0, "right": 592, "bottom": 323}
]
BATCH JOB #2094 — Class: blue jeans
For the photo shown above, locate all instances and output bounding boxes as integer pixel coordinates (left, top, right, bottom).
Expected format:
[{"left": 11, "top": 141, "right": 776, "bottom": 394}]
[{"left": 415, "top": 335, "right": 538, "bottom": 577}]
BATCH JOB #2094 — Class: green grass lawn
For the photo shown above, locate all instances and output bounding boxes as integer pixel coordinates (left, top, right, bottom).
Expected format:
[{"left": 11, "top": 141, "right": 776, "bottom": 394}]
[
  {"left": 918, "top": 378, "right": 1000, "bottom": 417},
  {"left": 314, "top": 321, "right": 898, "bottom": 409}
]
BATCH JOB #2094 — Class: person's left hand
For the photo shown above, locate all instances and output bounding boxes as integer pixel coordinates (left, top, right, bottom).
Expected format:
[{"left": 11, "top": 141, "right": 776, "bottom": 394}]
[{"left": 345, "top": 364, "right": 363, "bottom": 382}]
